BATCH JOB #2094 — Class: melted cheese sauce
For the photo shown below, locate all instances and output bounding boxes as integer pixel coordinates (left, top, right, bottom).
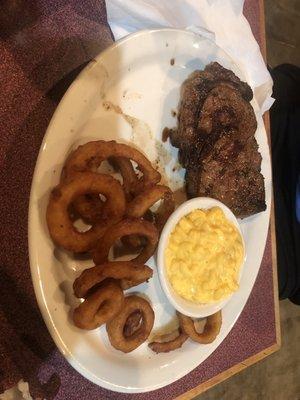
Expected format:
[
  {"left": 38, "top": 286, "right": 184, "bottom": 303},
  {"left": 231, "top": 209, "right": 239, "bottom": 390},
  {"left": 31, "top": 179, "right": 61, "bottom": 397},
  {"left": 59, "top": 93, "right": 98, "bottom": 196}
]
[{"left": 165, "top": 207, "right": 244, "bottom": 303}]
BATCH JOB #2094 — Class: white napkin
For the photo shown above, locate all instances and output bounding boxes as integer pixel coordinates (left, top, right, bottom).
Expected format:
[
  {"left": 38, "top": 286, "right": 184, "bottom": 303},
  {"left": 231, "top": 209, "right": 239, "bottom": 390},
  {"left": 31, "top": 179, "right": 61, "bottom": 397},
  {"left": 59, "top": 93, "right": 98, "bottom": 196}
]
[{"left": 106, "top": 0, "right": 274, "bottom": 113}]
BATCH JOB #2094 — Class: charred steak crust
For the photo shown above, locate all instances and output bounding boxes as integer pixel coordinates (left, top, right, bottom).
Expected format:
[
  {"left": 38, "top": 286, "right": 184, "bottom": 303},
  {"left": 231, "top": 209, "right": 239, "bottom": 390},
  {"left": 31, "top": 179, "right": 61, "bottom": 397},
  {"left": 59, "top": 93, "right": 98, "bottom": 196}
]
[{"left": 170, "top": 62, "right": 266, "bottom": 218}]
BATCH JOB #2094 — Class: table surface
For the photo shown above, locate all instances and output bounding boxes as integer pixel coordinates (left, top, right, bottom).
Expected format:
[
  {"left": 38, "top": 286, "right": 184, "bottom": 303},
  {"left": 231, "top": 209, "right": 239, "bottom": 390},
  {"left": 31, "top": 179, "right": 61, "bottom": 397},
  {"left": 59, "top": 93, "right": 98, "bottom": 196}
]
[{"left": 0, "top": 0, "right": 280, "bottom": 399}]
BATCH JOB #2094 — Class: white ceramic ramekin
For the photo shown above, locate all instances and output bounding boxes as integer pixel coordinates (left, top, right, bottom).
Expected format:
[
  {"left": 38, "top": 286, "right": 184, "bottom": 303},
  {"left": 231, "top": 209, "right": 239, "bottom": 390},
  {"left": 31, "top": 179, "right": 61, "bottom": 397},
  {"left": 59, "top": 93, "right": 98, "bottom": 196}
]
[{"left": 157, "top": 197, "right": 246, "bottom": 318}]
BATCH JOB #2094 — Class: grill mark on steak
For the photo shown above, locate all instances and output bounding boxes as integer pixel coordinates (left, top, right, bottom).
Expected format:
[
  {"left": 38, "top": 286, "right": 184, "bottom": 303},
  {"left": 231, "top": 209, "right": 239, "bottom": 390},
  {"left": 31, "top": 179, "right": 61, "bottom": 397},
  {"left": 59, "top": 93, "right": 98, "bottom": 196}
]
[{"left": 170, "top": 62, "right": 266, "bottom": 218}]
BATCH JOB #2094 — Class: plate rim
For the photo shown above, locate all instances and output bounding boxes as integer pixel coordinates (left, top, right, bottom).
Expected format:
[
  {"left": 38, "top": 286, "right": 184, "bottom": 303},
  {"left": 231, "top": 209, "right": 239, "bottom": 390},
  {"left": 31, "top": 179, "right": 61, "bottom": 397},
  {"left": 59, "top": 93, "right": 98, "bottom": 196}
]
[{"left": 28, "top": 27, "right": 271, "bottom": 394}]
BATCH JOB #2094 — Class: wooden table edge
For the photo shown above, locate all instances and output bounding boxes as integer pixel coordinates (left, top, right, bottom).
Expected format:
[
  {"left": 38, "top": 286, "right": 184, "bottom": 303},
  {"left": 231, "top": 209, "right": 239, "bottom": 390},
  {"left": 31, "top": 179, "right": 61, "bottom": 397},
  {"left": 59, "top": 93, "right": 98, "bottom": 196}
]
[
  {"left": 175, "top": 1, "right": 281, "bottom": 398},
  {"left": 259, "top": 0, "right": 281, "bottom": 349}
]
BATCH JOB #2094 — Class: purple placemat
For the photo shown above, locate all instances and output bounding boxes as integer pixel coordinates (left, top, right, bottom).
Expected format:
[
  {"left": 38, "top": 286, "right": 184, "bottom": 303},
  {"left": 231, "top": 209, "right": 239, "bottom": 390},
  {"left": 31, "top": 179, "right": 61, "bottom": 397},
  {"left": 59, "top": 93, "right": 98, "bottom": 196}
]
[{"left": 0, "top": 1, "right": 276, "bottom": 399}]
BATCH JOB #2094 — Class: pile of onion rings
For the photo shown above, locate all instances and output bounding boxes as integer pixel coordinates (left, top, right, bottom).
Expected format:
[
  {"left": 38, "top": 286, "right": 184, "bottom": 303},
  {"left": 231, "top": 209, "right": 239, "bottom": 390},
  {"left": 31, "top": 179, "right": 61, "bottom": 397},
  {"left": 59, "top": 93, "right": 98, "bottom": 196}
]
[
  {"left": 46, "top": 139, "right": 222, "bottom": 354},
  {"left": 47, "top": 140, "right": 174, "bottom": 261},
  {"left": 46, "top": 140, "right": 175, "bottom": 352},
  {"left": 72, "top": 260, "right": 155, "bottom": 352}
]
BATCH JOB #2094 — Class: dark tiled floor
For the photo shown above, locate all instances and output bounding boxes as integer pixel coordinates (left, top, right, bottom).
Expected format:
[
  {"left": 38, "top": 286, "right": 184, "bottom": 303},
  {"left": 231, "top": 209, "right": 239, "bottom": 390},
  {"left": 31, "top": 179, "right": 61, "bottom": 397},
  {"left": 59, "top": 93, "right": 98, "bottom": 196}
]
[
  {"left": 196, "top": 1, "right": 300, "bottom": 399},
  {"left": 197, "top": 300, "right": 300, "bottom": 400}
]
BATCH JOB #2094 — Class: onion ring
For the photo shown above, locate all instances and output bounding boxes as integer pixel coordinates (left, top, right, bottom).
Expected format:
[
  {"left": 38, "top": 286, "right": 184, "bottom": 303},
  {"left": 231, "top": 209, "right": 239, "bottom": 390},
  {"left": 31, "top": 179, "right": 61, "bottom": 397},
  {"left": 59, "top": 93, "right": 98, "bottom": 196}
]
[
  {"left": 92, "top": 219, "right": 159, "bottom": 265},
  {"left": 148, "top": 329, "right": 188, "bottom": 353},
  {"left": 46, "top": 172, "right": 126, "bottom": 252},
  {"left": 122, "top": 185, "right": 174, "bottom": 250},
  {"left": 63, "top": 140, "right": 161, "bottom": 191},
  {"left": 121, "top": 210, "right": 155, "bottom": 250},
  {"left": 178, "top": 311, "right": 222, "bottom": 344},
  {"left": 73, "top": 261, "right": 153, "bottom": 298},
  {"left": 73, "top": 280, "right": 124, "bottom": 330},
  {"left": 106, "top": 295, "right": 155, "bottom": 353},
  {"left": 72, "top": 157, "right": 137, "bottom": 222},
  {"left": 110, "top": 156, "right": 140, "bottom": 200},
  {"left": 126, "top": 185, "right": 175, "bottom": 232}
]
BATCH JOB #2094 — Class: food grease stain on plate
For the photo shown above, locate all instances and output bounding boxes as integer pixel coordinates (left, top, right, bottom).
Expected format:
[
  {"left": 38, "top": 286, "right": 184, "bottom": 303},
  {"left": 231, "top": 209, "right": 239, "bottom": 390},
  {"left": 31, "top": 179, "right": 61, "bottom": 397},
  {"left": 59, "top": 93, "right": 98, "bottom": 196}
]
[
  {"left": 155, "top": 140, "right": 172, "bottom": 166},
  {"left": 102, "top": 100, "right": 174, "bottom": 188},
  {"left": 102, "top": 100, "right": 153, "bottom": 144}
]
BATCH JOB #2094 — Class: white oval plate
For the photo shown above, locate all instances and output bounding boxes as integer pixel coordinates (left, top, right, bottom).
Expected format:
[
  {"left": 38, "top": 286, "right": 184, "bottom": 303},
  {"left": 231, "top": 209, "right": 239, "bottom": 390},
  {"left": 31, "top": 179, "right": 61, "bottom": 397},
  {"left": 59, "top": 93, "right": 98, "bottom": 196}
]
[{"left": 28, "top": 29, "right": 271, "bottom": 393}]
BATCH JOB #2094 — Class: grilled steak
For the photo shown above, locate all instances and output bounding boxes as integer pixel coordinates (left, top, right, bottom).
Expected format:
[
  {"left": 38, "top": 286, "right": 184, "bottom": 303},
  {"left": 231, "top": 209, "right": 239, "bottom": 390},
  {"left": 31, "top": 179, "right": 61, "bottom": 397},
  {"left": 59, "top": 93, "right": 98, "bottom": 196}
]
[{"left": 170, "top": 62, "right": 266, "bottom": 218}]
